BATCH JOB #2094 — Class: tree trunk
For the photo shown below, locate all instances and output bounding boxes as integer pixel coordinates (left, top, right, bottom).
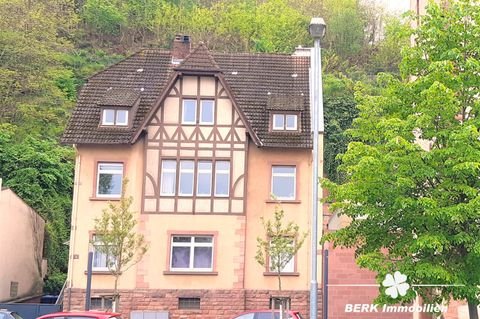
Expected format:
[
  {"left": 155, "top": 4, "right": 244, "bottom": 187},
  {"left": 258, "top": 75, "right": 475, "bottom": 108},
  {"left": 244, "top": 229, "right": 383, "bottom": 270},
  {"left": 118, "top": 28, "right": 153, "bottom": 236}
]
[
  {"left": 468, "top": 301, "right": 479, "bottom": 319},
  {"left": 277, "top": 271, "right": 282, "bottom": 291},
  {"left": 113, "top": 275, "right": 120, "bottom": 312}
]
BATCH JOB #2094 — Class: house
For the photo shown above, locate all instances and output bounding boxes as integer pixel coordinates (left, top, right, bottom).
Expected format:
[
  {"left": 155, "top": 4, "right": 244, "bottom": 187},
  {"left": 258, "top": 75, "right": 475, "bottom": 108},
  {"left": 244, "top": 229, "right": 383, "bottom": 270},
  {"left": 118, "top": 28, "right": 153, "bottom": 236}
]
[
  {"left": 62, "top": 36, "right": 323, "bottom": 319},
  {"left": 0, "top": 179, "right": 46, "bottom": 302}
]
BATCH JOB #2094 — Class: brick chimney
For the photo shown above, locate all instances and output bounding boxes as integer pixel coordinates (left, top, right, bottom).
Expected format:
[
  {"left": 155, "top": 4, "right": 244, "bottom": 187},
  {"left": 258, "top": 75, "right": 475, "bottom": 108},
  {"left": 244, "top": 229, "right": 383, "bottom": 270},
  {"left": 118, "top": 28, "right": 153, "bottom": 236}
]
[{"left": 172, "top": 34, "right": 191, "bottom": 64}]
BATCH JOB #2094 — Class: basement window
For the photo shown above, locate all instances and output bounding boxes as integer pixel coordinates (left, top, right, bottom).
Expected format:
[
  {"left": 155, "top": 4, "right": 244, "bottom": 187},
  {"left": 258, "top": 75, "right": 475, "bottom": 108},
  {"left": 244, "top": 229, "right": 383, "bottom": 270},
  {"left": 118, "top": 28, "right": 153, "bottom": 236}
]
[{"left": 178, "top": 297, "right": 201, "bottom": 309}]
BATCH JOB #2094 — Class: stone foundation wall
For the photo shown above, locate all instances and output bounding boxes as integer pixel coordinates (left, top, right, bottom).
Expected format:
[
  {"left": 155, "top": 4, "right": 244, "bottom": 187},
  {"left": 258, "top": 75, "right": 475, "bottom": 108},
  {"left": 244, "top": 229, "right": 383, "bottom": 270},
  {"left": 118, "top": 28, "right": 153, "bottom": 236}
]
[{"left": 64, "top": 288, "right": 321, "bottom": 319}]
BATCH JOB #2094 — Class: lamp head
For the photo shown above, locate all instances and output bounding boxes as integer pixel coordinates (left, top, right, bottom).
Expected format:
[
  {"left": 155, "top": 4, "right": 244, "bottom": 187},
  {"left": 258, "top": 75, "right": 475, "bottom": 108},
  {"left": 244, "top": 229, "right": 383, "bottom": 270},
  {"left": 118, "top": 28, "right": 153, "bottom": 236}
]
[{"left": 309, "top": 17, "right": 326, "bottom": 39}]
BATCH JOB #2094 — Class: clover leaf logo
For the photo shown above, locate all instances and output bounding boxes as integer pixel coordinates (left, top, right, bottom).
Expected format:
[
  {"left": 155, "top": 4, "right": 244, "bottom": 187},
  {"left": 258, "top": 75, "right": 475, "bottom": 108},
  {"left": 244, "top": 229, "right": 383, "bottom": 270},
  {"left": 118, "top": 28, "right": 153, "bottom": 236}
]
[{"left": 382, "top": 271, "right": 410, "bottom": 299}]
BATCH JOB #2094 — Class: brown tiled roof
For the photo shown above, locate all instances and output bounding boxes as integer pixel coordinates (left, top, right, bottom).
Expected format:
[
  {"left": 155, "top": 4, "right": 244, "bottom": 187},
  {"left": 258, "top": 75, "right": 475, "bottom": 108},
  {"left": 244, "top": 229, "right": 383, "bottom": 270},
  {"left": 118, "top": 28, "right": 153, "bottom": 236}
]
[
  {"left": 99, "top": 88, "right": 141, "bottom": 107},
  {"left": 267, "top": 95, "right": 304, "bottom": 111},
  {"left": 174, "top": 43, "right": 220, "bottom": 72},
  {"left": 62, "top": 45, "right": 311, "bottom": 148}
]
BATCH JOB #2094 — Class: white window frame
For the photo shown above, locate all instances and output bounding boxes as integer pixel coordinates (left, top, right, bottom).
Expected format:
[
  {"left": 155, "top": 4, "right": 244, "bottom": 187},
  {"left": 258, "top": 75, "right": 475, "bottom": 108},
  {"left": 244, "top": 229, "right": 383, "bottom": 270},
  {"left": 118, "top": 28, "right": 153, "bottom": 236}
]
[
  {"left": 160, "top": 160, "right": 177, "bottom": 196},
  {"left": 268, "top": 239, "right": 295, "bottom": 273},
  {"left": 116, "top": 109, "right": 129, "bottom": 126},
  {"left": 272, "top": 113, "right": 298, "bottom": 131},
  {"left": 285, "top": 114, "right": 298, "bottom": 130},
  {"left": 272, "top": 114, "right": 285, "bottom": 130},
  {"left": 199, "top": 100, "right": 215, "bottom": 125},
  {"left": 96, "top": 163, "right": 123, "bottom": 198},
  {"left": 92, "top": 235, "right": 116, "bottom": 272},
  {"left": 178, "top": 160, "right": 195, "bottom": 196},
  {"left": 214, "top": 161, "right": 230, "bottom": 197},
  {"left": 182, "top": 100, "right": 197, "bottom": 125},
  {"left": 197, "top": 161, "right": 212, "bottom": 196},
  {"left": 170, "top": 235, "right": 214, "bottom": 272},
  {"left": 271, "top": 165, "right": 296, "bottom": 200},
  {"left": 102, "top": 109, "right": 129, "bottom": 126}
]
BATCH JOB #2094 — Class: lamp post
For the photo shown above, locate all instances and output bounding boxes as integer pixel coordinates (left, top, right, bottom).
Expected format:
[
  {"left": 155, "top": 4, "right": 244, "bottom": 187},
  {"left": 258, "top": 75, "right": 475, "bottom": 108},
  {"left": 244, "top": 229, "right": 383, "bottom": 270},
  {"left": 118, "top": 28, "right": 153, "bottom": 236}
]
[{"left": 309, "top": 17, "right": 326, "bottom": 319}]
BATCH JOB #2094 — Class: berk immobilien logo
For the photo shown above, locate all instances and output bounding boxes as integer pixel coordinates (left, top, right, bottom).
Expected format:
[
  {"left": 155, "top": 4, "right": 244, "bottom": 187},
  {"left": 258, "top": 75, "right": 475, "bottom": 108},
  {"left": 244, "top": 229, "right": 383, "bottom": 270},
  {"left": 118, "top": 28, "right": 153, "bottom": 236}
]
[{"left": 340, "top": 271, "right": 450, "bottom": 314}]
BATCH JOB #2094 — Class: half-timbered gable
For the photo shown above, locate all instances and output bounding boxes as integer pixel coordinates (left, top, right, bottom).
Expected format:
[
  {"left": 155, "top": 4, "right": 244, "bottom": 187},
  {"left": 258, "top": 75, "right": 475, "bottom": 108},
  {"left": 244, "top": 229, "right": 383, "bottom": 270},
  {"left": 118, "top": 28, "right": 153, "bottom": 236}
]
[{"left": 143, "top": 74, "right": 248, "bottom": 214}]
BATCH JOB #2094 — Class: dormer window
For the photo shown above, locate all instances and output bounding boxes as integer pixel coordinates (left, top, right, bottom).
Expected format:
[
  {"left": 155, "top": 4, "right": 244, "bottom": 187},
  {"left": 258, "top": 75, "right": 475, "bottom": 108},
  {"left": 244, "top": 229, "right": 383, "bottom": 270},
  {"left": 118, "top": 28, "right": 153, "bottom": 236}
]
[
  {"left": 102, "top": 109, "right": 129, "bottom": 126},
  {"left": 272, "top": 113, "right": 298, "bottom": 131}
]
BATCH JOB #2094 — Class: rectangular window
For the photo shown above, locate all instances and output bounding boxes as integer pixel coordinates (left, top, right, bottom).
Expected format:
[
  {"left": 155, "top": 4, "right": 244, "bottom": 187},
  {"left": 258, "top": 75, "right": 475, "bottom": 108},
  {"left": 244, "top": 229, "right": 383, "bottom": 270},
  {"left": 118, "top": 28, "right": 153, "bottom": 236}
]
[
  {"left": 161, "top": 160, "right": 177, "bottom": 195},
  {"left": 170, "top": 235, "right": 213, "bottom": 271},
  {"left": 197, "top": 161, "right": 212, "bottom": 196},
  {"left": 102, "top": 109, "right": 129, "bottom": 126},
  {"left": 160, "top": 160, "right": 230, "bottom": 197},
  {"left": 91, "top": 296, "right": 113, "bottom": 310},
  {"left": 272, "top": 114, "right": 285, "bottom": 130},
  {"left": 182, "top": 99, "right": 215, "bottom": 125},
  {"left": 97, "top": 163, "right": 123, "bottom": 197},
  {"left": 272, "top": 113, "right": 298, "bottom": 131},
  {"left": 269, "top": 239, "right": 295, "bottom": 273},
  {"left": 116, "top": 110, "right": 128, "bottom": 125},
  {"left": 271, "top": 166, "right": 296, "bottom": 200},
  {"left": 92, "top": 235, "right": 116, "bottom": 271},
  {"left": 178, "top": 297, "right": 201, "bottom": 310},
  {"left": 102, "top": 109, "right": 115, "bottom": 125},
  {"left": 214, "top": 161, "right": 230, "bottom": 196},
  {"left": 200, "top": 100, "right": 214, "bottom": 124},
  {"left": 182, "top": 100, "right": 197, "bottom": 124},
  {"left": 285, "top": 114, "right": 297, "bottom": 130},
  {"left": 179, "top": 160, "right": 195, "bottom": 196}
]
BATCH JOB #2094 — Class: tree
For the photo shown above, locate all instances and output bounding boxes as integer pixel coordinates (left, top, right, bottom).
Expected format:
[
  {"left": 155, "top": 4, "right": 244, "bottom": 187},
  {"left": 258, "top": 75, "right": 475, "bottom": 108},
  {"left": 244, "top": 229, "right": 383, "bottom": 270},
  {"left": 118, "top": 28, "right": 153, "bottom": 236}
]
[
  {"left": 256, "top": 205, "right": 307, "bottom": 292},
  {"left": 92, "top": 179, "right": 148, "bottom": 311},
  {"left": 322, "top": 1, "right": 480, "bottom": 318},
  {"left": 0, "top": 124, "right": 74, "bottom": 293}
]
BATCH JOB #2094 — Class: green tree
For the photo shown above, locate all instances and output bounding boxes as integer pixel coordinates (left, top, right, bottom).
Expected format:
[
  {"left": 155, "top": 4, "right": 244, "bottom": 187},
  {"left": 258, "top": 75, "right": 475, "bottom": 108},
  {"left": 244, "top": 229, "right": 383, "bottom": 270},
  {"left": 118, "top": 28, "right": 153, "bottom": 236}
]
[
  {"left": 256, "top": 205, "right": 307, "bottom": 291},
  {"left": 0, "top": 0, "right": 77, "bottom": 138},
  {"left": 0, "top": 124, "right": 74, "bottom": 292},
  {"left": 322, "top": 1, "right": 480, "bottom": 318},
  {"left": 93, "top": 179, "right": 148, "bottom": 311}
]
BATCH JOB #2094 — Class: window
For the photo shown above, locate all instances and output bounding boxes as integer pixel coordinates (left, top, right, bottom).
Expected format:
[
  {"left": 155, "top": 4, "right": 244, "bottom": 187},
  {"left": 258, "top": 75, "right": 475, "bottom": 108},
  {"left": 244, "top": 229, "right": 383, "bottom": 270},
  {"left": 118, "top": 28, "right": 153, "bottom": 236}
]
[
  {"left": 178, "top": 297, "right": 201, "bottom": 310},
  {"left": 90, "top": 296, "right": 113, "bottom": 310},
  {"left": 268, "top": 238, "right": 295, "bottom": 273},
  {"left": 197, "top": 161, "right": 212, "bottom": 196},
  {"left": 270, "top": 297, "right": 291, "bottom": 310},
  {"left": 102, "top": 109, "right": 129, "bottom": 126},
  {"left": 182, "top": 99, "right": 215, "bottom": 124},
  {"left": 179, "top": 160, "right": 195, "bottom": 196},
  {"left": 200, "top": 100, "right": 214, "bottom": 124},
  {"left": 272, "top": 114, "right": 298, "bottom": 131},
  {"left": 161, "top": 160, "right": 176, "bottom": 195},
  {"left": 97, "top": 163, "right": 123, "bottom": 197},
  {"left": 271, "top": 166, "right": 296, "bottom": 200},
  {"left": 214, "top": 161, "right": 230, "bottom": 196},
  {"left": 170, "top": 235, "right": 213, "bottom": 271},
  {"left": 160, "top": 160, "right": 230, "bottom": 197},
  {"left": 182, "top": 100, "right": 197, "bottom": 124},
  {"left": 92, "top": 235, "right": 116, "bottom": 271}
]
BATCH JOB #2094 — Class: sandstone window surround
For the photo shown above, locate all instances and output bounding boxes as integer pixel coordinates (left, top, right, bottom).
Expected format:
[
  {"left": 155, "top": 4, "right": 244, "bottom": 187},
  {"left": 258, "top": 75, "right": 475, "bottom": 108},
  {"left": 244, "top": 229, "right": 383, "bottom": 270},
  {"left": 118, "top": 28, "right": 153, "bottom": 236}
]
[
  {"left": 170, "top": 235, "right": 214, "bottom": 272},
  {"left": 271, "top": 165, "right": 296, "bottom": 200},
  {"left": 91, "top": 234, "right": 117, "bottom": 272},
  {"left": 96, "top": 162, "right": 123, "bottom": 198}
]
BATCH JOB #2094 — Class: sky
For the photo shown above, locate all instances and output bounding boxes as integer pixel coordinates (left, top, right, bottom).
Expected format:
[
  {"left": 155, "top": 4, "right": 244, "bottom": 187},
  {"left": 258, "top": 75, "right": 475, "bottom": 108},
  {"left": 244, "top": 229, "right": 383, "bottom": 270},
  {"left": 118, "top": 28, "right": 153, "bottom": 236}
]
[{"left": 377, "top": 0, "right": 411, "bottom": 13}]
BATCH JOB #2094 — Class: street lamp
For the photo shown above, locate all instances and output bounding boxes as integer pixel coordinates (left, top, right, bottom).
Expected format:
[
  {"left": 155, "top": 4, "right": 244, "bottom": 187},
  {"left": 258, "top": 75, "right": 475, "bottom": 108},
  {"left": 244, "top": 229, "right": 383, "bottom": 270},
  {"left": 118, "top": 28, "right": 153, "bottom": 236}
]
[{"left": 309, "top": 17, "right": 326, "bottom": 319}]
